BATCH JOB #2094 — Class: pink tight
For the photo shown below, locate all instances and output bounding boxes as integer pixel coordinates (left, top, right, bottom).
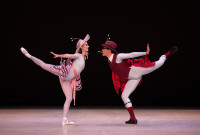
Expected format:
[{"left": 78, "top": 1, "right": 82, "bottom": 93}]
[
  {"left": 59, "top": 78, "right": 72, "bottom": 118},
  {"left": 30, "top": 55, "right": 72, "bottom": 118}
]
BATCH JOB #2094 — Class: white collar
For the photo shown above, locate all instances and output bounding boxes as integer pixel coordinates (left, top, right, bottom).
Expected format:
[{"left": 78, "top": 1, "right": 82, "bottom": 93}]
[{"left": 108, "top": 54, "right": 114, "bottom": 62}]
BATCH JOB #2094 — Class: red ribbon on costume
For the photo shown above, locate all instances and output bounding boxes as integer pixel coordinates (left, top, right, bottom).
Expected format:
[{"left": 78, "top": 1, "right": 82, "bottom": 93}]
[{"left": 71, "top": 66, "right": 77, "bottom": 105}]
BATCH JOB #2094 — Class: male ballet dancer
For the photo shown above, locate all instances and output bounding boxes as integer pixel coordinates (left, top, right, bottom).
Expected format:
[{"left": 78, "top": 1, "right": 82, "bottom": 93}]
[{"left": 100, "top": 40, "right": 177, "bottom": 124}]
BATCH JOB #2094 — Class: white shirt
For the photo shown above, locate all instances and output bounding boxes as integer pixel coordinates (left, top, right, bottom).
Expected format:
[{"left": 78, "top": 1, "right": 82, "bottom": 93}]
[
  {"left": 108, "top": 54, "right": 114, "bottom": 62},
  {"left": 109, "top": 52, "right": 146, "bottom": 63}
]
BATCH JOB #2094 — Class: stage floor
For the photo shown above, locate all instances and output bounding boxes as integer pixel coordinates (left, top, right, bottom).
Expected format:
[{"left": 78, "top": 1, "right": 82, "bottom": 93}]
[{"left": 0, "top": 107, "right": 200, "bottom": 135}]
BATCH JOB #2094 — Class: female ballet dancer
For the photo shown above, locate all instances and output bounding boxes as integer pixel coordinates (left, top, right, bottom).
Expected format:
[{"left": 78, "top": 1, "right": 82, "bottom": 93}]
[{"left": 20, "top": 34, "right": 90, "bottom": 125}]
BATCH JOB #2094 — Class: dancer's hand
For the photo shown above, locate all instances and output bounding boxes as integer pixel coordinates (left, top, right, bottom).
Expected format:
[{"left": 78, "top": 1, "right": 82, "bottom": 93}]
[
  {"left": 145, "top": 43, "right": 150, "bottom": 55},
  {"left": 50, "top": 51, "right": 60, "bottom": 58}
]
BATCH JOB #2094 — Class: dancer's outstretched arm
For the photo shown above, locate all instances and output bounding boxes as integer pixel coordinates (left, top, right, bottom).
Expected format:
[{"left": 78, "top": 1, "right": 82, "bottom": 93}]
[
  {"left": 116, "top": 44, "right": 150, "bottom": 63},
  {"left": 50, "top": 52, "right": 77, "bottom": 59}
]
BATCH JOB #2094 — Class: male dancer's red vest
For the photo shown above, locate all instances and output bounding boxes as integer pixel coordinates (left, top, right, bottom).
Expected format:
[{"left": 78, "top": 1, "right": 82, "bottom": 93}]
[
  {"left": 108, "top": 53, "right": 155, "bottom": 94},
  {"left": 108, "top": 53, "right": 131, "bottom": 80}
]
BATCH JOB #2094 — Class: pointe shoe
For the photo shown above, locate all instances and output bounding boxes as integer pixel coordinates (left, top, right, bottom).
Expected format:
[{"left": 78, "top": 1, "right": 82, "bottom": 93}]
[
  {"left": 62, "top": 118, "right": 74, "bottom": 125},
  {"left": 125, "top": 119, "right": 138, "bottom": 124},
  {"left": 20, "top": 47, "right": 31, "bottom": 58}
]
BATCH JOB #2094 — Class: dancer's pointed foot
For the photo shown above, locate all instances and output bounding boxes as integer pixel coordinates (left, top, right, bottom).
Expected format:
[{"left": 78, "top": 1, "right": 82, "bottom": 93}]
[
  {"left": 62, "top": 117, "right": 74, "bottom": 125},
  {"left": 20, "top": 47, "right": 31, "bottom": 58},
  {"left": 165, "top": 46, "right": 178, "bottom": 57},
  {"left": 125, "top": 119, "right": 138, "bottom": 124},
  {"left": 169, "top": 46, "right": 178, "bottom": 55}
]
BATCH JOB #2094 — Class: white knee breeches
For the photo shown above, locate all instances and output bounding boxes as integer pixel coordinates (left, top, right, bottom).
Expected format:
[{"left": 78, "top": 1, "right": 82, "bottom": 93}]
[
  {"left": 128, "top": 55, "right": 166, "bottom": 80},
  {"left": 121, "top": 55, "right": 167, "bottom": 108}
]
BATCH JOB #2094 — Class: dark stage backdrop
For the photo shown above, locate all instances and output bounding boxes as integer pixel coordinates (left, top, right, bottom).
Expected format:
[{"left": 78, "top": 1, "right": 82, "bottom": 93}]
[{"left": 2, "top": 1, "right": 199, "bottom": 107}]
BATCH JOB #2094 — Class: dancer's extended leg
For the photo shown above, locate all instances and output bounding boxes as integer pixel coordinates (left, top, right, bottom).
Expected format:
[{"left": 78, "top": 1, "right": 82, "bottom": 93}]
[
  {"left": 140, "top": 46, "right": 178, "bottom": 75},
  {"left": 129, "top": 55, "right": 167, "bottom": 79},
  {"left": 142, "top": 55, "right": 167, "bottom": 75},
  {"left": 20, "top": 47, "right": 60, "bottom": 76},
  {"left": 21, "top": 47, "right": 74, "bottom": 125}
]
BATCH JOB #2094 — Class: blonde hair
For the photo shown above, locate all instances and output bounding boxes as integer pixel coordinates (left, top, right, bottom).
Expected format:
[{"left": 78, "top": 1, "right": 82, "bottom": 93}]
[{"left": 75, "top": 39, "right": 84, "bottom": 53}]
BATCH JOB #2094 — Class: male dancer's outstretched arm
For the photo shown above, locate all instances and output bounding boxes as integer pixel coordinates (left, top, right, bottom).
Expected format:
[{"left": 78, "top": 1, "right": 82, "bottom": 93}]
[{"left": 116, "top": 44, "right": 150, "bottom": 63}]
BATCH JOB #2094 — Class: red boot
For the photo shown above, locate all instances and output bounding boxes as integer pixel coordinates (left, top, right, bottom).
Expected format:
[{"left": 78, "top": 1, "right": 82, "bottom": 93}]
[
  {"left": 125, "top": 107, "right": 137, "bottom": 124},
  {"left": 164, "top": 46, "right": 178, "bottom": 58}
]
